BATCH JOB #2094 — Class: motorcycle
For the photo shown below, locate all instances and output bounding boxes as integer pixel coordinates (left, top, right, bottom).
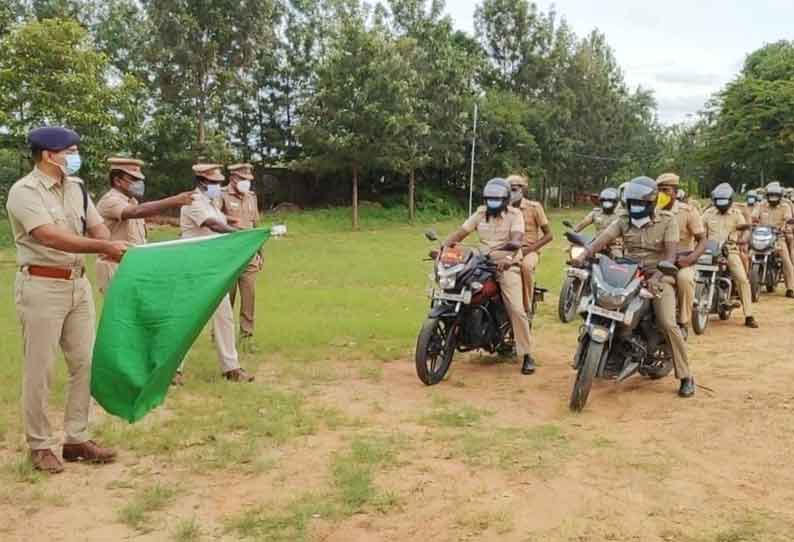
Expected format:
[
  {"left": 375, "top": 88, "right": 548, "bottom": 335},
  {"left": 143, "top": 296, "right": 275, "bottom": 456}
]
[
  {"left": 558, "top": 220, "right": 591, "bottom": 323},
  {"left": 415, "top": 231, "right": 546, "bottom": 385},
  {"left": 749, "top": 225, "right": 783, "bottom": 300},
  {"left": 565, "top": 231, "right": 676, "bottom": 412},
  {"left": 691, "top": 235, "right": 748, "bottom": 335}
]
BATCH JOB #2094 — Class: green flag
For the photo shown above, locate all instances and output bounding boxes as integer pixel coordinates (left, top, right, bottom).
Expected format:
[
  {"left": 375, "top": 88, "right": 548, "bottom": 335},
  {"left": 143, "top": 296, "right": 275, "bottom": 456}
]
[{"left": 91, "top": 229, "right": 270, "bottom": 422}]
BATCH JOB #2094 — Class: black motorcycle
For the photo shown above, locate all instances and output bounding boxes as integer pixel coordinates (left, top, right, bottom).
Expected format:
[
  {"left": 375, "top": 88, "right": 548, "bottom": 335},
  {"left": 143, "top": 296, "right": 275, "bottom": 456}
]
[
  {"left": 558, "top": 220, "right": 592, "bottom": 323},
  {"left": 749, "top": 225, "right": 783, "bottom": 299},
  {"left": 415, "top": 231, "right": 546, "bottom": 385},
  {"left": 566, "top": 231, "right": 676, "bottom": 412},
  {"left": 691, "top": 238, "right": 746, "bottom": 335}
]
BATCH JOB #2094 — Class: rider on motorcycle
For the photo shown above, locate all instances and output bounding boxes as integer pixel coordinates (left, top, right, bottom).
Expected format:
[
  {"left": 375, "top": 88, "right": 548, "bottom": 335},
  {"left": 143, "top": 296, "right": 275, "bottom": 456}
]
[
  {"left": 573, "top": 187, "right": 623, "bottom": 258},
  {"left": 741, "top": 190, "right": 759, "bottom": 224},
  {"left": 702, "top": 183, "right": 758, "bottom": 328},
  {"left": 677, "top": 188, "right": 703, "bottom": 213},
  {"left": 656, "top": 173, "right": 707, "bottom": 337},
  {"left": 444, "top": 178, "right": 536, "bottom": 375},
  {"left": 507, "top": 174, "right": 553, "bottom": 314},
  {"left": 574, "top": 176, "right": 695, "bottom": 398},
  {"left": 752, "top": 182, "right": 794, "bottom": 298}
]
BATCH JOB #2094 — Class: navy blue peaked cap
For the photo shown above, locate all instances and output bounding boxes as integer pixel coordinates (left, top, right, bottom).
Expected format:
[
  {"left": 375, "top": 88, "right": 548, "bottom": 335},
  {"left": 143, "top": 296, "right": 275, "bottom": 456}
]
[{"left": 28, "top": 126, "right": 80, "bottom": 151}]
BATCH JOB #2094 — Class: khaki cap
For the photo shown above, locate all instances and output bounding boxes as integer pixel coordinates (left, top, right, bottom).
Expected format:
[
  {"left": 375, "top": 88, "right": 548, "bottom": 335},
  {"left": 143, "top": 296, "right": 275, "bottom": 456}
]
[
  {"left": 192, "top": 163, "right": 225, "bottom": 181},
  {"left": 108, "top": 156, "right": 145, "bottom": 180},
  {"left": 506, "top": 174, "right": 528, "bottom": 187},
  {"left": 656, "top": 172, "right": 680, "bottom": 187},
  {"left": 228, "top": 163, "right": 254, "bottom": 180}
]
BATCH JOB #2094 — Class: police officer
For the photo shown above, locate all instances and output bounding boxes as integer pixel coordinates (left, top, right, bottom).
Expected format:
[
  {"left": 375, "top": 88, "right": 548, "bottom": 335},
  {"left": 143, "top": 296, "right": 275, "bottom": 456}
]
[
  {"left": 703, "top": 184, "right": 758, "bottom": 327},
  {"left": 95, "top": 157, "right": 193, "bottom": 293},
  {"left": 506, "top": 174, "right": 552, "bottom": 314},
  {"left": 178, "top": 163, "right": 254, "bottom": 382},
  {"left": 656, "top": 173, "right": 707, "bottom": 336},
  {"left": 7, "top": 127, "right": 127, "bottom": 473},
  {"left": 444, "top": 178, "right": 536, "bottom": 375},
  {"left": 752, "top": 182, "right": 794, "bottom": 298},
  {"left": 219, "top": 163, "right": 261, "bottom": 344},
  {"left": 573, "top": 187, "right": 623, "bottom": 258},
  {"left": 741, "top": 190, "right": 760, "bottom": 224},
  {"left": 576, "top": 176, "right": 695, "bottom": 398}
]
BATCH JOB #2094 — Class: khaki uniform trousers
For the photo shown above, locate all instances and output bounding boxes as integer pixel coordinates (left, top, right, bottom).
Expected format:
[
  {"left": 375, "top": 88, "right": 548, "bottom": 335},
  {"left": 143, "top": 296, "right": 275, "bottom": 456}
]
[
  {"left": 180, "top": 294, "right": 240, "bottom": 374},
  {"left": 95, "top": 258, "right": 118, "bottom": 295},
  {"left": 727, "top": 252, "right": 753, "bottom": 317},
  {"left": 777, "top": 239, "right": 794, "bottom": 290},
  {"left": 229, "top": 259, "right": 259, "bottom": 336},
  {"left": 519, "top": 252, "right": 539, "bottom": 313},
  {"left": 14, "top": 272, "right": 94, "bottom": 451},
  {"left": 675, "top": 265, "right": 696, "bottom": 326},
  {"left": 652, "top": 280, "right": 691, "bottom": 380},
  {"left": 497, "top": 266, "right": 532, "bottom": 356}
]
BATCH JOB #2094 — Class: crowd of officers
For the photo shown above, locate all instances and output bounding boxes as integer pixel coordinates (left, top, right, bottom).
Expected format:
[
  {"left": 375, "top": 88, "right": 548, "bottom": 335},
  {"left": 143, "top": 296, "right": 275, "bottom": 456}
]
[{"left": 5, "top": 127, "right": 263, "bottom": 473}]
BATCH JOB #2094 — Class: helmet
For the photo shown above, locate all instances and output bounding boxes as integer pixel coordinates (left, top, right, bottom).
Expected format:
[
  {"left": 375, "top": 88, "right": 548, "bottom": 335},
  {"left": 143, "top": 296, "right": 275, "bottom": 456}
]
[
  {"left": 785, "top": 187, "right": 794, "bottom": 200},
  {"left": 624, "top": 176, "right": 658, "bottom": 221},
  {"left": 676, "top": 188, "right": 687, "bottom": 202},
  {"left": 618, "top": 182, "right": 629, "bottom": 203},
  {"left": 746, "top": 189, "right": 759, "bottom": 206},
  {"left": 656, "top": 172, "right": 680, "bottom": 188},
  {"left": 482, "top": 178, "right": 511, "bottom": 215},
  {"left": 599, "top": 187, "right": 619, "bottom": 214},
  {"left": 767, "top": 182, "right": 783, "bottom": 206},
  {"left": 711, "top": 182, "right": 734, "bottom": 213}
]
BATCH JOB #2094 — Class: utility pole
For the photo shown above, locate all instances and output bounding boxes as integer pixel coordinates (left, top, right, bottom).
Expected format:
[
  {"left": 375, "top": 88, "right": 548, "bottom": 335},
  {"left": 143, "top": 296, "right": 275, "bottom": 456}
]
[{"left": 468, "top": 102, "right": 478, "bottom": 216}]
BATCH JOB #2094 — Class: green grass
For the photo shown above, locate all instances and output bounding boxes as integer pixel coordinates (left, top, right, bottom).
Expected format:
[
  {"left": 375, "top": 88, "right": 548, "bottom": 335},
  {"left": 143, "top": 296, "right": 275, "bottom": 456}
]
[
  {"left": 117, "top": 483, "right": 178, "bottom": 532},
  {"left": 172, "top": 518, "right": 203, "bottom": 542},
  {"left": 419, "top": 395, "right": 494, "bottom": 428}
]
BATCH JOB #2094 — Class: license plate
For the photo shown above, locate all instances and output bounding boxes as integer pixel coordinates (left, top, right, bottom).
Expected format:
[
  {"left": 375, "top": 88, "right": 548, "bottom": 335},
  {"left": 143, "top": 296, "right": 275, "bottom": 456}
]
[
  {"left": 588, "top": 304, "right": 624, "bottom": 321},
  {"left": 432, "top": 290, "right": 471, "bottom": 304}
]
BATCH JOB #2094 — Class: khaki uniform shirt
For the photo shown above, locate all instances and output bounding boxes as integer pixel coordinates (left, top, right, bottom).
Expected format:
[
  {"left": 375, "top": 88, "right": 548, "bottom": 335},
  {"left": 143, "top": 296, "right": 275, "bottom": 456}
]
[
  {"left": 601, "top": 210, "right": 679, "bottom": 270},
  {"left": 579, "top": 207, "right": 620, "bottom": 236},
  {"left": 180, "top": 189, "right": 228, "bottom": 239},
  {"left": 462, "top": 206, "right": 525, "bottom": 263},
  {"left": 703, "top": 207, "right": 746, "bottom": 249},
  {"left": 670, "top": 201, "right": 704, "bottom": 251},
  {"left": 96, "top": 188, "right": 146, "bottom": 245},
  {"left": 517, "top": 199, "right": 549, "bottom": 248},
  {"left": 738, "top": 203, "right": 754, "bottom": 225},
  {"left": 219, "top": 188, "right": 259, "bottom": 230},
  {"left": 6, "top": 167, "right": 102, "bottom": 268},
  {"left": 752, "top": 201, "right": 793, "bottom": 230}
]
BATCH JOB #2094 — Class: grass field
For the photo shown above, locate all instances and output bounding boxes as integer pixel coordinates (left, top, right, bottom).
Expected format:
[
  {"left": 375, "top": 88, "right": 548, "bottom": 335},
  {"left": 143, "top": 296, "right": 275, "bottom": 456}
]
[{"left": 2, "top": 206, "right": 794, "bottom": 541}]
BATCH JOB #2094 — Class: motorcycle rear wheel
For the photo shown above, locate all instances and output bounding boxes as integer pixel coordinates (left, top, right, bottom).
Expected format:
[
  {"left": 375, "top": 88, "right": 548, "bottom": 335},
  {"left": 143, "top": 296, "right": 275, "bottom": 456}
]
[
  {"left": 558, "top": 276, "right": 580, "bottom": 323},
  {"left": 569, "top": 339, "right": 603, "bottom": 412},
  {"left": 415, "top": 317, "right": 457, "bottom": 385},
  {"left": 691, "top": 282, "right": 709, "bottom": 335},
  {"left": 749, "top": 265, "right": 761, "bottom": 302}
]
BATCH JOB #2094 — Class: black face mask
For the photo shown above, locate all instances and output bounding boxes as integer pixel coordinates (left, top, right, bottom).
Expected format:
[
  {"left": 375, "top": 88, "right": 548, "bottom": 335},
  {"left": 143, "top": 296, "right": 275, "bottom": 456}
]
[{"left": 769, "top": 197, "right": 781, "bottom": 207}]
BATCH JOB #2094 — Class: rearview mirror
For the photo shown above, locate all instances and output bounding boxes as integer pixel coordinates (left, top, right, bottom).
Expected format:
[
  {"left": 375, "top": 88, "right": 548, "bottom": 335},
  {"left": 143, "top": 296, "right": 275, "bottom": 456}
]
[
  {"left": 562, "top": 220, "right": 574, "bottom": 229},
  {"left": 425, "top": 230, "right": 438, "bottom": 242},
  {"left": 658, "top": 260, "right": 679, "bottom": 277}
]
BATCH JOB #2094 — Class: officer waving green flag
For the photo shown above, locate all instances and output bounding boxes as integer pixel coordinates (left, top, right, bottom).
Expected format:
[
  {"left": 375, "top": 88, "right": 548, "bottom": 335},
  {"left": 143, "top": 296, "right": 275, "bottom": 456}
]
[{"left": 91, "top": 229, "right": 270, "bottom": 422}]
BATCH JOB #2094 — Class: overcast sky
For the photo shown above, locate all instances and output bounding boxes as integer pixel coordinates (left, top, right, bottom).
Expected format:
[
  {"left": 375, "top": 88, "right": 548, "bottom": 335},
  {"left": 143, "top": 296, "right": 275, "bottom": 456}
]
[{"left": 445, "top": 0, "right": 794, "bottom": 124}]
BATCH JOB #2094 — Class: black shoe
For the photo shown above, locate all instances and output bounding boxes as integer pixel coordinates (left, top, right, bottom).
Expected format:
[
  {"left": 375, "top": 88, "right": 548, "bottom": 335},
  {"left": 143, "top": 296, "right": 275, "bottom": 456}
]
[
  {"left": 521, "top": 355, "right": 536, "bottom": 375},
  {"left": 787, "top": 290, "right": 794, "bottom": 299},
  {"left": 745, "top": 316, "right": 759, "bottom": 328},
  {"left": 678, "top": 377, "right": 695, "bottom": 398}
]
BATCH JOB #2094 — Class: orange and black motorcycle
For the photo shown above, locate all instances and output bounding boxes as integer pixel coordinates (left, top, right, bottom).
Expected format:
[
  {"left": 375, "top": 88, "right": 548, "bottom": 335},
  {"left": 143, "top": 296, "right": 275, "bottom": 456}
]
[{"left": 415, "top": 231, "right": 544, "bottom": 385}]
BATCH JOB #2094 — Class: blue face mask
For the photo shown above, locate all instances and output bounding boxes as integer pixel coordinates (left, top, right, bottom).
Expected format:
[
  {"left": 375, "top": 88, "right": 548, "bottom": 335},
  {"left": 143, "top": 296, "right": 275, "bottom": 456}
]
[
  {"left": 65, "top": 154, "right": 81, "bottom": 175},
  {"left": 205, "top": 183, "right": 222, "bottom": 199},
  {"left": 485, "top": 198, "right": 503, "bottom": 210},
  {"left": 747, "top": 197, "right": 757, "bottom": 206}
]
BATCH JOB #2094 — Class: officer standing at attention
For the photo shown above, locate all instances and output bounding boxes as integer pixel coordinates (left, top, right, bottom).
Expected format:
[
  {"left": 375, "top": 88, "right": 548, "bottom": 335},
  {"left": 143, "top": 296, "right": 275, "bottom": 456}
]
[
  {"left": 95, "top": 157, "right": 193, "bottom": 293},
  {"left": 575, "top": 176, "right": 695, "bottom": 398},
  {"left": 506, "top": 174, "right": 553, "bottom": 314},
  {"left": 178, "top": 163, "right": 255, "bottom": 382},
  {"left": 7, "top": 127, "right": 127, "bottom": 473},
  {"left": 702, "top": 183, "right": 758, "bottom": 328},
  {"left": 218, "top": 163, "right": 261, "bottom": 345},
  {"left": 656, "top": 172, "right": 707, "bottom": 336},
  {"left": 445, "top": 178, "right": 536, "bottom": 375}
]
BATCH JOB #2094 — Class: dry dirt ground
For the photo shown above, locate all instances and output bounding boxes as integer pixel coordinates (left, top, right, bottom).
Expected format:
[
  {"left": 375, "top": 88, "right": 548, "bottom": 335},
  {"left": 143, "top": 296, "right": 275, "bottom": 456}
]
[{"left": 2, "top": 296, "right": 794, "bottom": 542}]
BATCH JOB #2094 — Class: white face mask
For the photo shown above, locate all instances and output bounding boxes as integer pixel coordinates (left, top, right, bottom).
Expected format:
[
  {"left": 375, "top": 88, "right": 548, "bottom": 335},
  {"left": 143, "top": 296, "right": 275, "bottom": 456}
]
[
  {"left": 205, "top": 183, "right": 222, "bottom": 199},
  {"left": 630, "top": 217, "right": 652, "bottom": 228},
  {"left": 237, "top": 180, "right": 251, "bottom": 194}
]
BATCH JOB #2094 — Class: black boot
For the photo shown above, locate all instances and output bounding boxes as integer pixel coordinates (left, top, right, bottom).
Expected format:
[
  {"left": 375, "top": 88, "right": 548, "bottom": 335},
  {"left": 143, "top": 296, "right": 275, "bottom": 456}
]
[
  {"left": 787, "top": 290, "right": 794, "bottom": 299},
  {"left": 745, "top": 316, "right": 759, "bottom": 328},
  {"left": 678, "top": 377, "right": 695, "bottom": 398},
  {"left": 521, "top": 354, "right": 536, "bottom": 375}
]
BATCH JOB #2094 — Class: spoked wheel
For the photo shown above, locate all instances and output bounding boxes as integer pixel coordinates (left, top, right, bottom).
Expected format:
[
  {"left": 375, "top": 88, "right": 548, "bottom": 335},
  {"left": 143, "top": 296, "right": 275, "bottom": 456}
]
[
  {"left": 415, "top": 317, "right": 458, "bottom": 385},
  {"left": 749, "top": 265, "right": 761, "bottom": 303},
  {"left": 765, "top": 267, "right": 777, "bottom": 293},
  {"left": 569, "top": 339, "right": 603, "bottom": 412},
  {"left": 558, "top": 276, "right": 581, "bottom": 323},
  {"left": 691, "top": 282, "right": 710, "bottom": 335}
]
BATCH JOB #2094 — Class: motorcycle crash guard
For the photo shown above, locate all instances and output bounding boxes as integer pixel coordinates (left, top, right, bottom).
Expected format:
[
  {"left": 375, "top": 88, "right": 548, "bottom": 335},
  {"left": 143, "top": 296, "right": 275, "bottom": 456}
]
[{"left": 429, "top": 302, "right": 459, "bottom": 319}]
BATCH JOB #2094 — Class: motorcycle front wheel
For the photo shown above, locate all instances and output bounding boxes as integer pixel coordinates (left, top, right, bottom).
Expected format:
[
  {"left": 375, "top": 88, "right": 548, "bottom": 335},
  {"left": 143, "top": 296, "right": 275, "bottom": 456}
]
[
  {"left": 766, "top": 266, "right": 777, "bottom": 293},
  {"left": 691, "top": 282, "right": 710, "bottom": 335},
  {"left": 558, "top": 276, "right": 581, "bottom": 323},
  {"left": 749, "top": 264, "right": 761, "bottom": 302},
  {"left": 415, "top": 317, "right": 457, "bottom": 385},
  {"left": 569, "top": 339, "right": 603, "bottom": 412}
]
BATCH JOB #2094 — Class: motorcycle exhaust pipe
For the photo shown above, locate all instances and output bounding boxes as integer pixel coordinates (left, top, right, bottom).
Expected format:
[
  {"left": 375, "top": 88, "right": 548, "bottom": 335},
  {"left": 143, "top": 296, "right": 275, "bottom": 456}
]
[{"left": 617, "top": 361, "right": 639, "bottom": 383}]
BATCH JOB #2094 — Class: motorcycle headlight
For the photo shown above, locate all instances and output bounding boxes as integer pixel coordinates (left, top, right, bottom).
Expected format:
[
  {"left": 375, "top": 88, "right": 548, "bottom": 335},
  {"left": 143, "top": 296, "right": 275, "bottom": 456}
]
[
  {"left": 439, "top": 276, "right": 456, "bottom": 289},
  {"left": 437, "top": 263, "right": 464, "bottom": 290},
  {"left": 594, "top": 284, "right": 627, "bottom": 310},
  {"left": 570, "top": 246, "right": 586, "bottom": 259},
  {"left": 751, "top": 238, "right": 771, "bottom": 252}
]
